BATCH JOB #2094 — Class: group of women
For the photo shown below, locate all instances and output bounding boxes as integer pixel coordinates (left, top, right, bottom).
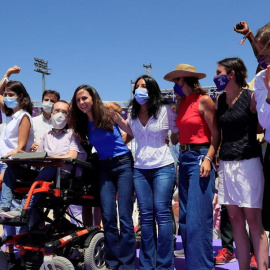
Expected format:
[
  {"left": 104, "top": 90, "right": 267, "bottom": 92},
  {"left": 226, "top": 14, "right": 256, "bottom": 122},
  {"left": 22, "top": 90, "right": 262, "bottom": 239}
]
[{"left": 1, "top": 22, "right": 270, "bottom": 270}]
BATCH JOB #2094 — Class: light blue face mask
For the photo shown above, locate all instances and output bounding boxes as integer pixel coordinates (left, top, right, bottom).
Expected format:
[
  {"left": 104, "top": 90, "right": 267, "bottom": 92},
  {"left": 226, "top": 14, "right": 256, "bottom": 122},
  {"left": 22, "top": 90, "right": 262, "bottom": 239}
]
[
  {"left": 4, "top": 97, "right": 19, "bottom": 109},
  {"left": 134, "top": 88, "right": 149, "bottom": 105}
]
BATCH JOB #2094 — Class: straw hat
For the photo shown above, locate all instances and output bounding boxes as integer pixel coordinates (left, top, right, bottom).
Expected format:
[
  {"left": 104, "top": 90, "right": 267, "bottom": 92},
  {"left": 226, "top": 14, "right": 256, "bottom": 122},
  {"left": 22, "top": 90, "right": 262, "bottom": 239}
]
[{"left": 164, "top": 63, "right": 206, "bottom": 82}]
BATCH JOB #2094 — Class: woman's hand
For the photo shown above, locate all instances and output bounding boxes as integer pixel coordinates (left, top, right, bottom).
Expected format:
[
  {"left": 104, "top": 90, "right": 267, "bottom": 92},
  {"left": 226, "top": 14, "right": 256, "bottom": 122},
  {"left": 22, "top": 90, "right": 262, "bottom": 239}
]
[
  {"left": 234, "top": 21, "right": 249, "bottom": 35},
  {"left": 6, "top": 65, "right": 21, "bottom": 77},
  {"left": 200, "top": 158, "right": 211, "bottom": 178},
  {"left": 3, "top": 149, "right": 25, "bottom": 158}
]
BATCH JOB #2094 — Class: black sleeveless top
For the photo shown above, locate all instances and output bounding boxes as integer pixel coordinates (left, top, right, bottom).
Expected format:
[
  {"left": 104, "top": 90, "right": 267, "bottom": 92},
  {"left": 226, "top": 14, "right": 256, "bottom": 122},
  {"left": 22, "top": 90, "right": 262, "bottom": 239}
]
[{"left": 217, "top": 90, "right": 261, "bottom": 161}]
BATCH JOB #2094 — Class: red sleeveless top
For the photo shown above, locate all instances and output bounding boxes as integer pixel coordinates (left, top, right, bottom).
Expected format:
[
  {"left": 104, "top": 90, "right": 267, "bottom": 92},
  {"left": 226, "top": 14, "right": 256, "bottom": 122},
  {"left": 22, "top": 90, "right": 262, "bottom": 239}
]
[{"left": 176, "top": 94, "right": 211, "bottom": 145}]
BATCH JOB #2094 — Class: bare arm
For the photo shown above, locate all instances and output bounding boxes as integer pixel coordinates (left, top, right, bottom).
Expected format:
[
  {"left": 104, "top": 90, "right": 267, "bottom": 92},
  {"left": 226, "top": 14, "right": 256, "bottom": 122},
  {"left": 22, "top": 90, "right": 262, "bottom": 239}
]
[
  {"left": 0, "top": 66, "right": 21, "bottom": 109},
  {"left": 122, "top": 133, "right": 134, "bottom": 145},
  {"left": 109, "top": 110, "right": 134, "bottom": 137},
  {"left": 234, "top": 21, "right": 258, "bottom": 56},
  {"left": 199, "top": 95, "right": 221, "bottom": 177}
]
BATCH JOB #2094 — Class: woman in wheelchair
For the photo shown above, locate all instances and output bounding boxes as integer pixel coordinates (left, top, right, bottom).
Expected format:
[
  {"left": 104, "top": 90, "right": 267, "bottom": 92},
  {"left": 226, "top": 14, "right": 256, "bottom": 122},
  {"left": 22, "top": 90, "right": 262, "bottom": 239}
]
[
  {"left": 69, "top": 85, "right": 136, "bottom": 270},
  {"left": 0, "top": 100, "right": 86, "bottom": 223}
]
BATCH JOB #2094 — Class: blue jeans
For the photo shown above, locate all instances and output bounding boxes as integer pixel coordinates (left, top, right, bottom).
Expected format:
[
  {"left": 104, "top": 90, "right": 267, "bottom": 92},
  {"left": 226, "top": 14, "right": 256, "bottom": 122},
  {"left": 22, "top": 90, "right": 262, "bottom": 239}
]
[
  {"left": 178, "top": 149, "right": 215, "bottom": 270},
  {"left": 99, "top": 152, "right": 136, "bottom": 270},
  {"left": 0, "top": 163, "right": 21, "bottom": 237},
  {"left": 134, "top": 163, "right": 175, "bottom": 270},
  {"left": 0, "top": 164, "right": 57, "bottom": 210}
]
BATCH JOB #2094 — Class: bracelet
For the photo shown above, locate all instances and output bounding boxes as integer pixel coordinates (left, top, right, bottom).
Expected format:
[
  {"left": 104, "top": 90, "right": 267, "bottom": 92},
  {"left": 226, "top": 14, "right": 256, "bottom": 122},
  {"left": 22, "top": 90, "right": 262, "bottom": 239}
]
[
  {"left": 2, "top": 75, "right": 9, "bottom": 83},
  {"left": 245, "top": 30, "right": 251, "bottom": 38},
  {"left": 266, "top": 97, "right": 270, "bottom": 105},
  {"left": 205, "top": 156, "right": 213, "bottom": 162},
  {"left": 240, "top": 30, "right": 252, "bottom": 45}
]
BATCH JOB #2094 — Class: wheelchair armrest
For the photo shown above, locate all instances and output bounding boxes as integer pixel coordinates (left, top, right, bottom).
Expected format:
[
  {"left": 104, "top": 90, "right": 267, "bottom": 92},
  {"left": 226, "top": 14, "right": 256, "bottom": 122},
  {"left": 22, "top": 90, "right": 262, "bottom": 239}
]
[{"left": 64, "top": 158, "right": 95, "bottom": 171}]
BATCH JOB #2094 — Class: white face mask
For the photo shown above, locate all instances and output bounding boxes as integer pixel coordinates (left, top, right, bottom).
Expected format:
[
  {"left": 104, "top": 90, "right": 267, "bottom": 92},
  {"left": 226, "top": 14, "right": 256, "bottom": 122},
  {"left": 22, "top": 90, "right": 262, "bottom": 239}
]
[
  {"left": 51, "top": 112, "right": 67, "bottom": 129},
  {"left": 42, "top": 101, "right": 54, "bottom": 114}
]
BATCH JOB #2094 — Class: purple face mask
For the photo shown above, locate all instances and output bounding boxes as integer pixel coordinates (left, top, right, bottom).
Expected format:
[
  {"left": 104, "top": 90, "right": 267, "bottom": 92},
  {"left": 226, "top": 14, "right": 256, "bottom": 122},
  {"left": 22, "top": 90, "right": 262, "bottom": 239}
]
[
  {"left": 257, "top": 55, "right": 268, "bottom": 69},
  {"left": 173, "top": 83, "right": 185, "bottom": 97},
  {"left": 213, "top": 74, "right": 229, "bottom": 91}
]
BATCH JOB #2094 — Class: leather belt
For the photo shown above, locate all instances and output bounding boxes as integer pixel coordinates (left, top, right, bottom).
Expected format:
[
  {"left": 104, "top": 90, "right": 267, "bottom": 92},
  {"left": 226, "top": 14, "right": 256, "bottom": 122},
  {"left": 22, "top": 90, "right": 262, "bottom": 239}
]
[
  {"left": 179, "top": 143, "right": 210, "bottom": 152},
  {"left": 100, "top": 151, "right": 132, "bottom": 162}
]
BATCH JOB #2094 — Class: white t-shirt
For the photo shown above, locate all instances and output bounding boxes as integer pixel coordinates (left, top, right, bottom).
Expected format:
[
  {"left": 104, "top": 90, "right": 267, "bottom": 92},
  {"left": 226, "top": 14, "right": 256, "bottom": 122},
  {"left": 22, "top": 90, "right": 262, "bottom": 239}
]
[
  {"left": 32, "top": 114, "right": 52, "bottom": 143},
  {"left": 254, "top": 69, "right": 270, "bottom": 143},
  {"left": 127, "top": 105, "right": 178, "bottom": 169},
  {"left": 0, "top": 109, "right": 34, "bottom": 157}
]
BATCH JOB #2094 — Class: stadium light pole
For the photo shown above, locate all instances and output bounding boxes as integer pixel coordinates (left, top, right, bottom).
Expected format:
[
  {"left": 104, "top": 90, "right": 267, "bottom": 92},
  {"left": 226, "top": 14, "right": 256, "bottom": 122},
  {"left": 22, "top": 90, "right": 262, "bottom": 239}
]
[
  {"left": 34, "top": 57, "right": 51, "bottom": 94},
  {"left": 143, "top": 63, "right": 152, "bottom": 77}
]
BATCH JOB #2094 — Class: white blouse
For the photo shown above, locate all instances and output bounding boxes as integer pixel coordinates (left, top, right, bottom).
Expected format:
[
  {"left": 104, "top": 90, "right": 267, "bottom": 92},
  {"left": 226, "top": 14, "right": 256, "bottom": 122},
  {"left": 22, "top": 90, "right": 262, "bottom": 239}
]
[
  {"left": 0, "top": 109, "right": 34, "bottom": 157},
  {"left": 254, "top": 69, "right": 270, "bottom": 143},
  {"left": 127, "top": 105, "right": 178, "bottom": 169}
]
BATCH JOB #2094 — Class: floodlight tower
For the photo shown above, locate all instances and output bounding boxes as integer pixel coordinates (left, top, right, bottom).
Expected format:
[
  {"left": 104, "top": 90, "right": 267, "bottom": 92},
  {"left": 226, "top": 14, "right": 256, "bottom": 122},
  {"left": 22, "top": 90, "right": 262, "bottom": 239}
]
[
  {"left": 143, "top": 63, "right": 152, "bottom": 77},
  {"left": 34, "top": 57, "right": 51, "bottom": 94}
]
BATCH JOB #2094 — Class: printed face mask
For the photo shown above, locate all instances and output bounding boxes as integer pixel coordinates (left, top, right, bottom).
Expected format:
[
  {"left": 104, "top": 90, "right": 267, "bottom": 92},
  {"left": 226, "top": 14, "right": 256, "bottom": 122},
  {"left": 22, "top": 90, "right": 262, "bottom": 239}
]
[
  {"left": 42, "top": 101, "right": 54, "bottom": 113},
  {"left": 4, "top": 97, "right": 19, "bottom": 109},
  {"left": 173, "top": 83, "right": 185, "bottom": 97},
  {"left": 51, "top": 112, "right": 67, "bottom": 129},
  {"left": 134, "top": 88, "right": 149, "bottom": 105},
  {"left": 213, "top": 74, "right": 229, "bottom": 91}
]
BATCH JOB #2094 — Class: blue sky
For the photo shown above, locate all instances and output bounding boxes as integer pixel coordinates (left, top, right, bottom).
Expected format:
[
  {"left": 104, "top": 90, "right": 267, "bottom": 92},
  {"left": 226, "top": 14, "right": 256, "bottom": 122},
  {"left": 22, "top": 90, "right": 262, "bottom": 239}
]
[{"left": 0, "top": 0, "right": 269, "bottom": 103}]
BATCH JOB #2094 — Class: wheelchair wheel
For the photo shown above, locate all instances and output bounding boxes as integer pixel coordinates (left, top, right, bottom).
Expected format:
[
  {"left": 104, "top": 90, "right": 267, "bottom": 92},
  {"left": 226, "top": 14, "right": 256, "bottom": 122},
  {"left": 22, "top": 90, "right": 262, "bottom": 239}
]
[
  {"left": 0, "top": 250, "right": 8, "bottom": 269},
  {"left": 84, "top": 232, "right": 106, "bottom": 270},
  {"left": 39, "top": 256, "right": 75, "bottom": 270}
]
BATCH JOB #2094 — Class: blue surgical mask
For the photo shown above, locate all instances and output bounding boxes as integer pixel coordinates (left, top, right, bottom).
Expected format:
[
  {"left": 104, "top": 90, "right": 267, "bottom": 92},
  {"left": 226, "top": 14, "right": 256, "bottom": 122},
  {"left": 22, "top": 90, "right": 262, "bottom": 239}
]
[
  {"left": 134, "top": 88, "right": 149, "bottom": 105},
  {"left": 4, "top": 97, "right": 19, "bottom": 109},
  {"left": 173, "top": 84, "right": 185, "bottom": 97},
  {"left": 213, "top": 74, "right": 229, "bottom": 91}
]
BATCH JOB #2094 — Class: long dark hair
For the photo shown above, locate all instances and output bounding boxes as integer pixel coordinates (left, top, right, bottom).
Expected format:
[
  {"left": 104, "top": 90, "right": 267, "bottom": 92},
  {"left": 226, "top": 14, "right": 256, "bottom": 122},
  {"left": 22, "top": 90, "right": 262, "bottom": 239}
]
[
  {"left": 129, "top": 75, "right": 167, "bottom": 119},
  {"left": 217, "top": 57, "right": 248, "bottom": 88},
  {"left": 3, "top": 81, "right": 33, "bottom": 116},
  {"left": 69, "top": 84, "right": 113, "bottom": 142}
]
